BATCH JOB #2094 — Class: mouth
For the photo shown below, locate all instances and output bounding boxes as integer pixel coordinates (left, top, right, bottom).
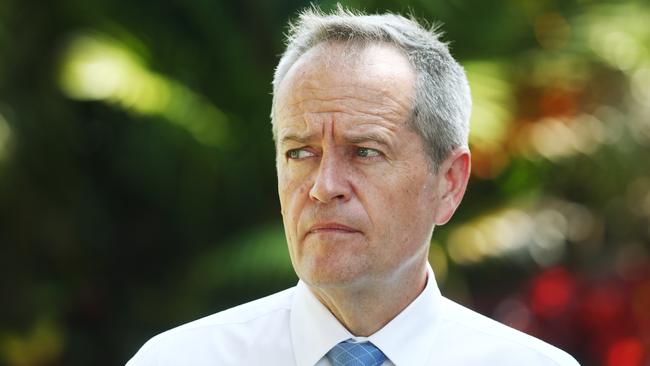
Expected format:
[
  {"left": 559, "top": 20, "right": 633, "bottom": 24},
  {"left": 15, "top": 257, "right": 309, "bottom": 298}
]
[{"left": 307, "top": 222, "right": 360, "bottom": 235}]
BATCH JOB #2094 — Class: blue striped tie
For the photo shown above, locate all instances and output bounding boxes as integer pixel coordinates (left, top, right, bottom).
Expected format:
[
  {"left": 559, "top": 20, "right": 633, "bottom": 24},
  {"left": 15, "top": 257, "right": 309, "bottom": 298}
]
[{"left": 326, "top": 340, "right": 387, "bottom": 366}]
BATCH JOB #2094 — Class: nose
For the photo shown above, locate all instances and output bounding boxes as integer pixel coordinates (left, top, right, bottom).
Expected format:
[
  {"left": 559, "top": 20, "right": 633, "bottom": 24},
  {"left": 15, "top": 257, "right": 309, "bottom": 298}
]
[{"left": 309, "top": 152, "right": 351, "bottom": 203}]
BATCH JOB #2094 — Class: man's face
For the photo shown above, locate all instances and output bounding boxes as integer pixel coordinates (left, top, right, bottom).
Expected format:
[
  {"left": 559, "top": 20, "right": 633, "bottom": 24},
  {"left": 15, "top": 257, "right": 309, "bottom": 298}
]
[{"left": 275, "top": 42, "right": 444, "bottom": 290}]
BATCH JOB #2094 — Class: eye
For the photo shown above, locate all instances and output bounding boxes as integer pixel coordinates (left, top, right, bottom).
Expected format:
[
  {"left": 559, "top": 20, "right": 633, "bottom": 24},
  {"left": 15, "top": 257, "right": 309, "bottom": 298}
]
[
  {"left": 356, "top": 147, "right": 382, "bottom": 158},
  {"left": 286, "top": 148, "right": 315, "bottom": 160}
]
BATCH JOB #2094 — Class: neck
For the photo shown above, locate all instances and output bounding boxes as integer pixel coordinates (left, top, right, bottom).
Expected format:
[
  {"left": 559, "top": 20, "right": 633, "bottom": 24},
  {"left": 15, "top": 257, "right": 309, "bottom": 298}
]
[{"left": 309, "top": 260, "right": 429, "bottom": 337}]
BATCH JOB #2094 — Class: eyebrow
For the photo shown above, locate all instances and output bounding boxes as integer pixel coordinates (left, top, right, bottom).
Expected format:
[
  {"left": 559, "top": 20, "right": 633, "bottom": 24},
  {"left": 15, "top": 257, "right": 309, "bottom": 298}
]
[
  {"left": 279, "top": 131, "right": 393, "bottom": 148},
  {"left": 279, "top": 133, "right": 315, "bottom": 145},
  {"left": 344, "top": 132, "right": 391, "bottom": 148}
]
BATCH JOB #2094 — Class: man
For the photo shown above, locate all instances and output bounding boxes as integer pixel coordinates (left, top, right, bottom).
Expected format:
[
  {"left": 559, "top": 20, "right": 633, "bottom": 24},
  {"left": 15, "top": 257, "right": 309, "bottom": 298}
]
[{"left": 128, "top": 7, "right": 580, "bottom": 366}]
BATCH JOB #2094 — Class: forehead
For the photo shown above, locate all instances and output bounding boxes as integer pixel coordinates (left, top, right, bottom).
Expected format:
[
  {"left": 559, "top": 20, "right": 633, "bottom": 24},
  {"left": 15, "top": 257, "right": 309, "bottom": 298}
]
[{"left": 274, "top": 42, "right": 416, "bottom": 136}]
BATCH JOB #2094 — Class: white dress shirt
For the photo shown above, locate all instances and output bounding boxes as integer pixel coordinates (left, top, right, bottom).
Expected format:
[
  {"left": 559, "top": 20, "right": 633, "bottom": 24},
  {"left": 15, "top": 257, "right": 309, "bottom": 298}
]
[{"left": 127, "top": 264, "right": 580, "bottom": 365}]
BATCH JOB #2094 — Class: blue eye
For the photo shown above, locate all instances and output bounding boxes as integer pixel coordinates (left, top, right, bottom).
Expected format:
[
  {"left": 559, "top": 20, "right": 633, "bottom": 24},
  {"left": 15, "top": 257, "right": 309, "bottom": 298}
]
[
  {"left": 286, "top": 149, "right": 314, "bottom": 159},
  {"left": 356, "top": 147, "right": 381, "bottom": 158}
]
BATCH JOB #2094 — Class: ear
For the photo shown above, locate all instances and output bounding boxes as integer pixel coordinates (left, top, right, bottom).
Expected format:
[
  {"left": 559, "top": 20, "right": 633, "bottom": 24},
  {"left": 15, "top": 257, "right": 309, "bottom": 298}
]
[{"left": 432, "top": 147, "right": 471, "bottom": 225}]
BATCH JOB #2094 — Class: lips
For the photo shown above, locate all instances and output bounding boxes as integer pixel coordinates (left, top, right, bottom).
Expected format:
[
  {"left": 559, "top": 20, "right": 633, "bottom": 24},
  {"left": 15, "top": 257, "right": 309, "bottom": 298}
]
[{"left": 307, "top": 222, "right": 360, "bottom": 235}]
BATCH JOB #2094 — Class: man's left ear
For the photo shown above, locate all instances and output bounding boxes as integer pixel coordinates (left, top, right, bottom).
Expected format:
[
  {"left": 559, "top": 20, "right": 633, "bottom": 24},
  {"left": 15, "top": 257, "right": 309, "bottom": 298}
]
[{"left": 432, "top": 147, "right": 471, "bottom": 225}]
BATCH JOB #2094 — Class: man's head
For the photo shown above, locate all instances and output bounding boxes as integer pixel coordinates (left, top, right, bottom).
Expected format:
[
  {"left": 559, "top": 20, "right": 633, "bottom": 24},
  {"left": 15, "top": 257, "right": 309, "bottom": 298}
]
[
  {"left": 272, "top": 7, "right": 471, "bottom": 291},
  {"left": 272, "top": 6, "right": 472, "bottom": 169}
]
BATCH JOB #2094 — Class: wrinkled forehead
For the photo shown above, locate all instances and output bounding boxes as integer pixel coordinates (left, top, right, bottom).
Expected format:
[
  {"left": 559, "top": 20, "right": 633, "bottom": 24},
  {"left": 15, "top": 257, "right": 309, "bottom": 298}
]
[{"left": 273, "top": 41, "right": 416, "bottom": 130}]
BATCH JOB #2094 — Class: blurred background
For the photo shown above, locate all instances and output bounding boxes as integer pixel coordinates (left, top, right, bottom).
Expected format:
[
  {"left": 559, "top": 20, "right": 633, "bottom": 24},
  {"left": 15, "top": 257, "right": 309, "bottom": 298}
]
[{"left": 1, "top": 0, "right": 649, "bottom": 365}]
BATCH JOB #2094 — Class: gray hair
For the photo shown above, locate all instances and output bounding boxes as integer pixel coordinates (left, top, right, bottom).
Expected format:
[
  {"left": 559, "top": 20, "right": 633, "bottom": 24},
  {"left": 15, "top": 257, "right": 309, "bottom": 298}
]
[{"left": 271, "top": 5, "right": 472, "bottom": 168}]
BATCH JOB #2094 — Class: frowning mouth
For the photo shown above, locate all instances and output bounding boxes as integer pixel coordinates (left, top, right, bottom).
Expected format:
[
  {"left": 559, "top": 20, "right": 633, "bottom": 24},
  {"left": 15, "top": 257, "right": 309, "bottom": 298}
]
[{"left": 307, "top": 222, "right": 360, "bottom": 235}]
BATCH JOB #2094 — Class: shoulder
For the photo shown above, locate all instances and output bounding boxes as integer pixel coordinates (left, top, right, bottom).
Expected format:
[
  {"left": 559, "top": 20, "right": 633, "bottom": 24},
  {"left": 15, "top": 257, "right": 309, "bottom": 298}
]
[
  {"left": 436, "top": 296, "right": 580, "bottom": 366},
  {"left": 126, "top": 287, "right": 296, "bottom": 366}
]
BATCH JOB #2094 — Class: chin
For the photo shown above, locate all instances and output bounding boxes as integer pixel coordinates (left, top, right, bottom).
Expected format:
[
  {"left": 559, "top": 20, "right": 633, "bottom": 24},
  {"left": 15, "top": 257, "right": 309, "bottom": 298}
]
[{"left": 299, "top": 260, "right": 369, "bottom": 289}]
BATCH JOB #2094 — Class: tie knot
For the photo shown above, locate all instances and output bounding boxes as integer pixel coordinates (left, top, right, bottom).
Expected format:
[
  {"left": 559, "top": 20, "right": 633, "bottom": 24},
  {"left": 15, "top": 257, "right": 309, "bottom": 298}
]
[{"left": 327, "top": 340, "right": 386, "bottom": 366}]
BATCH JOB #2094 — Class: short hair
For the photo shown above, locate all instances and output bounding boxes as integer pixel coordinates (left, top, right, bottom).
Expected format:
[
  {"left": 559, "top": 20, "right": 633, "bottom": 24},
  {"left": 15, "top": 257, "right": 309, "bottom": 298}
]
[{"left": 271, "top": 5, "right": 472, "bottom": 169}]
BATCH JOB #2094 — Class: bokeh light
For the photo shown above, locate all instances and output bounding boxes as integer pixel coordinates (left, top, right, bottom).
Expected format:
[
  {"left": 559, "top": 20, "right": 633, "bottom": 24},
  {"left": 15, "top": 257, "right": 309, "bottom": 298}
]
[
  {"left": 0, "top": 110, "right": 12, "bottom": 161},
  {"left": 1, "top": 320, "right": 64, "bottom": 366},
  {"left": 606, "top": 338, "right": 646, "bottom": 366},
  {"left": 529, "top": 267, "right": 575, "bottom": 319},
  {"left": 59, "top": 32, "right": 230, "bottom": 147}
]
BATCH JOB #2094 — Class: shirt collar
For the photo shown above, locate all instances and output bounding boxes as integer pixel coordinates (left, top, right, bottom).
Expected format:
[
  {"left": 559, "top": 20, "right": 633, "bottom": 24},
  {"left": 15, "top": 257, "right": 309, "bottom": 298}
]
[
  {"left": 290, "top": 263, "right": 442, "bottom": 366},
  {"left": 290, "top": 280, "right": 352, "bottom": 366}
]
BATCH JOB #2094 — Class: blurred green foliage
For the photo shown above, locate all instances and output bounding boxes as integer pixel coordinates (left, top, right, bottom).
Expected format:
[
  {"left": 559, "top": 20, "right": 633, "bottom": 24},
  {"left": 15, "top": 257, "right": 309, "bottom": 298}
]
[{"left": 1, "top": 0, "right": 649, "bottom": 365}]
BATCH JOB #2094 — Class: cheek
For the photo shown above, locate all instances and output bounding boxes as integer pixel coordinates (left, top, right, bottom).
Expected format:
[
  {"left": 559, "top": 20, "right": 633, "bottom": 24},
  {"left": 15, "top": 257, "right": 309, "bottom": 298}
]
[
  {"left": 278, "top": 173, "right": 311, "bottom": 222},
  {"left": 375, "top": 172, "right": 434, "bottom": 237}
]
